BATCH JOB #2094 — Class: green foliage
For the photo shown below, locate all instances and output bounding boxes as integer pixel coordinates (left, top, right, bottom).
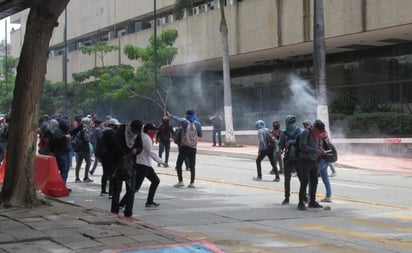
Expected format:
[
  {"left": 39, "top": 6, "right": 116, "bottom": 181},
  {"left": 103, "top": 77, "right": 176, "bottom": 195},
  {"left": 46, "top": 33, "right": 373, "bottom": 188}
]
[
  {"left": 173, "top": 0, "right": 192, "bottom": 20},
  {"left": 80, "top": 41, "right": 119, "bottom": 66}
]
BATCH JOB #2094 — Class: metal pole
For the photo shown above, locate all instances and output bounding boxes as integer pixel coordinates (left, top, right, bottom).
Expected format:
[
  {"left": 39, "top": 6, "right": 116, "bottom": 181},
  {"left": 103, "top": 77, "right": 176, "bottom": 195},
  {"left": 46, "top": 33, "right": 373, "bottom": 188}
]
[
  {"left": 154, "top": 0, "right": 157, "bottom": 88},
  {"left": 5, "top": 19, "right": 8, "bottom": 93},
  {"left": 63, "top": 8, "right": 68, "bottom": 115}
]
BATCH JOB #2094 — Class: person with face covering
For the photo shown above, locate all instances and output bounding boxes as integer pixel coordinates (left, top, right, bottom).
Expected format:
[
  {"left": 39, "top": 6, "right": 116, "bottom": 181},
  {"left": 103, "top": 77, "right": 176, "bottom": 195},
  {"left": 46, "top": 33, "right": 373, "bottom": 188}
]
[
  {"left": 110, "top": 119, "right": 143, "bottom": 217},
  {"left": 49, "top": 119, "right": 72, "bottom": 184},
  {"left": 253, "top": 120, "right": 280, "bottom": 182},
  {"left": 277, "top": 115, "right": 304, "bottom": 205},
  {"left": 167, "top": 110, "right": 202, "bottom": 188},
  {"left": 297, "top": 119, "right": 327, "bottom": 210}
]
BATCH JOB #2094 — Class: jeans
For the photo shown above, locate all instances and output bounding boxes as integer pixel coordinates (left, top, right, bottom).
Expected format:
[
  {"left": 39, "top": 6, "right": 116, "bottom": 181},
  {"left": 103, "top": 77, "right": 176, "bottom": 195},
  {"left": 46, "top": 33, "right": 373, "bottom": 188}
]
[
  {"left": 75, "top": 150, "right": 91, "bottom": 180},
  {"left": 256, "top": 148, "right": 279, "bottom": 179},
  {"left": 283, "top": 158, "right": 299, "bottom": 199},
  {"left": 176, "top": 146, "right": 196, "bottom": 184},
  {"left": 298, "top": 159, "right": 319, "bottom": 204},
  {"left": 319, "top": 159, "right": 331, "bottom": 198},
  {"left": 54, "top": 151, "right": 70, "bottom": 183}
]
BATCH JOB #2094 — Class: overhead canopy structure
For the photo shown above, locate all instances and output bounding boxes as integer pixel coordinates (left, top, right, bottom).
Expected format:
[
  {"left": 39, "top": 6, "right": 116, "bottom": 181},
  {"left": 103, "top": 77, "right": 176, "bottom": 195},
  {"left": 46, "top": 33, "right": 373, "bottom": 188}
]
[{"left": 0, "top": 0, "right": 29, "bottom": 19}]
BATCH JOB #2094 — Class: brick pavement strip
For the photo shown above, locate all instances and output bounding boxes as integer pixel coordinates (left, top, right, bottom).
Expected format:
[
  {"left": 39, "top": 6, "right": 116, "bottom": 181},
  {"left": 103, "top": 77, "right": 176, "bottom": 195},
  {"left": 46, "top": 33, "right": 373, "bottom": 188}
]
[{"left": 0, "top": 199, "right": 191, "bottom": 252}]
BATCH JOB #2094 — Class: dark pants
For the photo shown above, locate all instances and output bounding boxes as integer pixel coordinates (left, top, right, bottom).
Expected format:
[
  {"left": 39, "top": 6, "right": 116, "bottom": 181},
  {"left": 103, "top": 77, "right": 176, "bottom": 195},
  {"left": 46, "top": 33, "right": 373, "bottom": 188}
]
[
  {"left": 283, "top": 158, "right": 300, "bottom": 199},
  {"left": 158, "top": 140, "right": 171, "bottom": 163},
  {"left": 135, "top": 164, "right": 160, "bottom": 204},
  {"left": 101, "top": 156, "right": 115, "bottom": 194},
  {"left": 54, "top": 151, "right": 70, "bottom": 183},
  {"left": 111, "top": 169, "right": 136, "bottom": 217},
  {"left": 256, "top": 148, "right": 279, "bottom": 178},
  {"left": 298, "top": 159, "right": 319, "bottom": 204},
  {"left": 212, "top": 128, "right": 222, "bottom": 146},
  {"left": 176, "top": 146, "right": 196, "bottom": 184},
  {"left": 75, "top": 150, "right": 91, "bottom": 180}
]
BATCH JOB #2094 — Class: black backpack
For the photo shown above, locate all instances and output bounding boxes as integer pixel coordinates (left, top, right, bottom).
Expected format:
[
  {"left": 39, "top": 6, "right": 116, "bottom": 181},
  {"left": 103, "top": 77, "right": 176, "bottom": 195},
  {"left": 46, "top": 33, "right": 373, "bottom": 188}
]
[
  {"left": 323, "top": 138, "right": 338, "bottom": 163},
  {"left": 284, "top": 128, "right": 301, "bottom": 160}
]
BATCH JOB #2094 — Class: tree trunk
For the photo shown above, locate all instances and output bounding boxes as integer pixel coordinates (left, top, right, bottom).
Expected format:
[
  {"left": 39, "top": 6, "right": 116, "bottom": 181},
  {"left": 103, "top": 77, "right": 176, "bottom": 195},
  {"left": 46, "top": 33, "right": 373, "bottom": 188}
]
[
  {"left": 0, "top": 0, "right": 70, "bottom": 207},
  {"left": 313, "top": 0, "right": 330, "bottom": 132},
  {"left": 219, "top": 0, "right": 236, "bottom": 144}
]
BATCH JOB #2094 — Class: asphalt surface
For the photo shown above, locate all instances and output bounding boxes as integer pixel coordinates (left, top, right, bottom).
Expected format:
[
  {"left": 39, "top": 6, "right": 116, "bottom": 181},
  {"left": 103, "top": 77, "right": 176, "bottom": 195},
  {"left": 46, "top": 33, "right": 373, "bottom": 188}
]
[{"left": 0, "top": 141, "right": 411, "bottom": 252}]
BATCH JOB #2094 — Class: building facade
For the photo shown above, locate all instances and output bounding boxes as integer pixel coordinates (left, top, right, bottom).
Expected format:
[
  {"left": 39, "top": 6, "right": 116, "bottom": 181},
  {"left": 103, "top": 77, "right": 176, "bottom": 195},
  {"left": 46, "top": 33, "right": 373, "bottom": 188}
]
[{"left": 9, "top": 0, "right": 412, "bottom": 137}]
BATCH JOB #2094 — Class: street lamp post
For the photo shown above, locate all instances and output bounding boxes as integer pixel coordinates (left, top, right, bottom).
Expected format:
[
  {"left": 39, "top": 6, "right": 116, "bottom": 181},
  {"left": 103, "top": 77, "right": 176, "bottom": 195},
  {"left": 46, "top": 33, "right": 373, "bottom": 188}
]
[{"left": 154, "top": 0, "right": 157, "bottom": 89}]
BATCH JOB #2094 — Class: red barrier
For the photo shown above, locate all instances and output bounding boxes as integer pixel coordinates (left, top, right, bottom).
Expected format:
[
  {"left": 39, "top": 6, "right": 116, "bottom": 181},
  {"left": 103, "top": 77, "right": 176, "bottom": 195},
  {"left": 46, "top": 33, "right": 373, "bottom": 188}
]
[
  {"left": 35, "top": 155, "right": 69, "bottom": 197},
  {"left": 0, "top": 152, "right": 5, "bottom": 183},
  {"left": 0, "top": 153, "right": 69, "bottom": 197}
]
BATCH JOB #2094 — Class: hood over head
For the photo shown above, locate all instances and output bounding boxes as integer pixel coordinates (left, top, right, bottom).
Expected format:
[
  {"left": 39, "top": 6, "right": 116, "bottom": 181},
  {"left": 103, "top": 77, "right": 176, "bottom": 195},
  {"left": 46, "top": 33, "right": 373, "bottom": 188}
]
[{"left": 255, "top": 120, "right": 266, "bottom": 129}]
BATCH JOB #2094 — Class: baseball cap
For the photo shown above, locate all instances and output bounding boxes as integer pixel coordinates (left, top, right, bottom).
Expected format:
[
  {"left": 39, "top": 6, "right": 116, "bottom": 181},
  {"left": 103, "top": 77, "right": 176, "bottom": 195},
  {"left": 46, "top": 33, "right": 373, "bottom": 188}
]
[{"left": 143, "top": 123, "right": 158, "bottom": 132}]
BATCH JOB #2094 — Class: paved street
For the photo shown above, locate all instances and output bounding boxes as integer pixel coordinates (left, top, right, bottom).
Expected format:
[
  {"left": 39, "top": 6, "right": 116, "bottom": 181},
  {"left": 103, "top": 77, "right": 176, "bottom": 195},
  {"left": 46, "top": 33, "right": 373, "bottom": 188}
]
[{"left": 60, "top": 143, "right": 412, "bottom": 253}]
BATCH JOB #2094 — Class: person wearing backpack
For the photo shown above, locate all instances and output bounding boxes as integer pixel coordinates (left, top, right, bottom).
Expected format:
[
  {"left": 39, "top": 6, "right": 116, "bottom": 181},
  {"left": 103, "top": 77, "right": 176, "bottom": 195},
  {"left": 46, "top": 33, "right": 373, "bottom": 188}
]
[
  {"left": 277, "top": 115, "right": 304, "bottom": 205},
  {"left": 297, "top": 119, "right": 327, "bottom": 210},
  {"left": 71, "top": 117, "right": 93, "bottom": 183},
  {"left": 167, "top": 110, "right": 202, "bottom": 188},
  {"left": 253, "top": 120, "right": 280, "bottom": 182}
]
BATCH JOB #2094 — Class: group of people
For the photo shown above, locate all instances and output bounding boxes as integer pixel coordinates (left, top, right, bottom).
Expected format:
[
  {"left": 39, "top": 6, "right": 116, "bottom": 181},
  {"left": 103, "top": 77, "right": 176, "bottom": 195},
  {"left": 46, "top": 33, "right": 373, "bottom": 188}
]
[
  {"left": 36, "top": 109, "right": 203, "bottom": 217},
  {"left": 254, "top": 115, "right": 337, "bottom": 210}
]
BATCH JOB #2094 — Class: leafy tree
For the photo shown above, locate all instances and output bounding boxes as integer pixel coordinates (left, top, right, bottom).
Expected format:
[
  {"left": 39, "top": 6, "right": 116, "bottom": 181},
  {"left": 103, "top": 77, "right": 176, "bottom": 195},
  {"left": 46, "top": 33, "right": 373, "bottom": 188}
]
[
  {"left": 80, "top": 41, "right": 119, "bottom": 67},
  {"left": 0, "top": 0, "right": 70, "bottom": 207},
  {"left": 174, "top": 0, "right": 237, "bottom": 144},
  {"left": 121, "top": 29, "right": 178, "bottom": 113},
  {"left": 72, "top": 30, "right": 178, "bottom": 115}
]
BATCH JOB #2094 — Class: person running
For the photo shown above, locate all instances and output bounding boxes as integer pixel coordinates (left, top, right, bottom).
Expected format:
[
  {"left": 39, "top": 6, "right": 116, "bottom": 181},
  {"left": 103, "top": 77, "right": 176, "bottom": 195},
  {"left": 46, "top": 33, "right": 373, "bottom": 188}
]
[{"left": 135, "top": 123, "right": 169, "bottom": 208}]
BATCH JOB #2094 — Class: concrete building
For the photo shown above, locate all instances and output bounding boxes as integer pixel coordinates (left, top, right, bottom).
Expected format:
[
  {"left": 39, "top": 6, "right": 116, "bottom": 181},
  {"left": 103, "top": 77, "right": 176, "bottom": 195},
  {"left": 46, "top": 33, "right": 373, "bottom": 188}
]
[{"left": 8, "top": 0, "right": 412, "bottom": 142}]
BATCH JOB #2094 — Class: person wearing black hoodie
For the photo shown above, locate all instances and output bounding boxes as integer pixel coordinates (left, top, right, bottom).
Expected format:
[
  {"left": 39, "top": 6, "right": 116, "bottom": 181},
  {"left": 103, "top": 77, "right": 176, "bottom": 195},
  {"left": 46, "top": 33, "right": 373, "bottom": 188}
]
[{"left": 110, "top": 119, "right": 143, "bottom": 217}]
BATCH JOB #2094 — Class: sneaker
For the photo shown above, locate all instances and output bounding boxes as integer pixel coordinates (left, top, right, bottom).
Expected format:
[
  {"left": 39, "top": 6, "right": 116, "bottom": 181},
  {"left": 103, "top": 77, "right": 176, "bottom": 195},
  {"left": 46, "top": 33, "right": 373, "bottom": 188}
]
[
  {"left": 187, "top": 183, "right": 196, "bottom": 188},
  {"left": 320, "top": 197, "right": 332, "bottom": 203},
  {"left": 297, "top": 203, "right": 306, "bottom": 210},
  {"left": 83, "top": 178, "right": 93, "bottom": 183},
  {"left": 100, "top": 191, "right": 108, "bottom": 196},
  {"left": 145, "top": 202, "right": 160, "bottom": 208},
  {"left": 75, "top": 178, "right": 81, "bottom": 183},
  {"left": 308, "top": 201, "right": 323, "bottom": 208},
  {"left": 330, "top": 172, "right": 336, "bottom": 177},
  {"left": 273, "top": 177, "right": 280, "bottom": 182},
  {"left": 281, "top": 198, "right": 289, "bottom": 205},
  {"left": 174, "top": 182, "right": 185, "bottom": 188},
  {"left": 269, "top": 169, "right": 276, "bottom": 175},
  {"left": 253, "top": 177, "right": 262, "bottom": 181}
]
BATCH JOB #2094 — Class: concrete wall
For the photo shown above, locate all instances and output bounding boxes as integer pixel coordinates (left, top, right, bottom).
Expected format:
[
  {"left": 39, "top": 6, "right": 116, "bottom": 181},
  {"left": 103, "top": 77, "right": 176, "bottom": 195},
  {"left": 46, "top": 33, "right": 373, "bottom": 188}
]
[{"left": 9, "top": 0, "right": 412, "bottom": 83}]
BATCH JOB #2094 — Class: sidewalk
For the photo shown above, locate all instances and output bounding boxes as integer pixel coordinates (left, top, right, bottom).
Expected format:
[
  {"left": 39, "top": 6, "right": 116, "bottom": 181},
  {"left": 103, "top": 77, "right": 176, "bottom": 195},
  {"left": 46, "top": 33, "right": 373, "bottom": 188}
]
[
  {"left": 194, "top": 141, "right": 412, "bottom": 174},
  {"left": 1, "top": 141, "right": 411, "bottom": 253}
]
